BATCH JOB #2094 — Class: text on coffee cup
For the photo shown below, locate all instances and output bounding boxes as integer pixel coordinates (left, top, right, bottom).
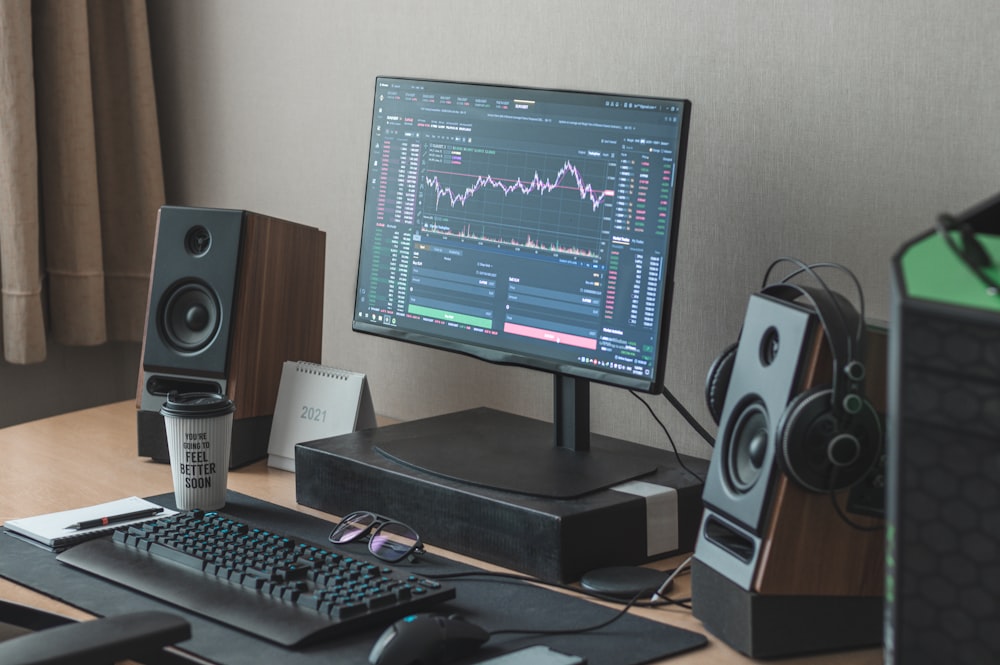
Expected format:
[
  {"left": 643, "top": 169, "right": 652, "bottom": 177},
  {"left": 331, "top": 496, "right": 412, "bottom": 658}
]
[{"left": 181, "top": 432, "right": 217, "bottom": 488}]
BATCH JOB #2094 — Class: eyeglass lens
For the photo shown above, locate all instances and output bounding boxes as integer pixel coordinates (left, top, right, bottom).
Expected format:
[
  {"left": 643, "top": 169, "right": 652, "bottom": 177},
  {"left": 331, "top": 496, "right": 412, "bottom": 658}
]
[
  {"left": 330, "top": 512, "right": 374, "bottom": 544},
  {"left": 370, "top": 522, "right": 420, "bottom": 562},
  {"left": 330, "top": 512, "right": 420, "bottom": 563}
]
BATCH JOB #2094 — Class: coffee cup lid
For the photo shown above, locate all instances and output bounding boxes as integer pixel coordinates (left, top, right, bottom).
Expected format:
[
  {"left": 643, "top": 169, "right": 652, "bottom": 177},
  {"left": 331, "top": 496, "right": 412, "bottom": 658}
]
[{"left": 160, "top": 392, "right": 236, "bottom": 418}]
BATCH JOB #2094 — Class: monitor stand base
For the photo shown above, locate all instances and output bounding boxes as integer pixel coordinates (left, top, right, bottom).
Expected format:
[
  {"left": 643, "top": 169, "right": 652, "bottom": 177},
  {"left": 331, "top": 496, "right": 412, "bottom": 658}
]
[{"left": 374, "top": 407, "right": 656, "bottom": 499}]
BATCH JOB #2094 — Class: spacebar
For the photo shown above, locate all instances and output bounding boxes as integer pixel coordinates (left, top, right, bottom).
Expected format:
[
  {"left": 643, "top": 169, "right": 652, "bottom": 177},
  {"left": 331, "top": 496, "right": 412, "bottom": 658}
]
[{"left": 56, "top": 537, "right": 340, "bottom": 647}]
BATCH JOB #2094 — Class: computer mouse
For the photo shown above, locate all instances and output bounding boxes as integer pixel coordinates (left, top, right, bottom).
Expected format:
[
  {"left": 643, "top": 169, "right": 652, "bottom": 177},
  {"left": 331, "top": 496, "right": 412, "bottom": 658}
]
[{"left": 369, "top": 613, "right": 490, "bottom": 665}]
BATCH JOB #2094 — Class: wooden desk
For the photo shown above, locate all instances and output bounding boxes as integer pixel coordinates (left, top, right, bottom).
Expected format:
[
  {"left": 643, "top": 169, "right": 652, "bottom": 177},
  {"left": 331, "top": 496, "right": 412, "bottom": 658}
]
[{"left": 0, "top": 401, "right": 880, "bottom": 664}]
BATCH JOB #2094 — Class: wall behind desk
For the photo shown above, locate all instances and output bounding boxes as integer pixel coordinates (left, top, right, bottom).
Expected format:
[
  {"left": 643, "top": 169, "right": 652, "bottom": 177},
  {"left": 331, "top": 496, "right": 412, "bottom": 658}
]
[{"left": 145, "top": 0, "right": 1000, "bottom": 460}]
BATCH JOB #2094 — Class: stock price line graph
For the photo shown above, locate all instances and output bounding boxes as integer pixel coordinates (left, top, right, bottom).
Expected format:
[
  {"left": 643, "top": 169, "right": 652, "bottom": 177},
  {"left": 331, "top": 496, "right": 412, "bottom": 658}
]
[
  {"left": 426, "top": 159, "right": 612, "bottom": 212},
  {"left": 421, "top": 149, "right": 615, "bottom": 259}
]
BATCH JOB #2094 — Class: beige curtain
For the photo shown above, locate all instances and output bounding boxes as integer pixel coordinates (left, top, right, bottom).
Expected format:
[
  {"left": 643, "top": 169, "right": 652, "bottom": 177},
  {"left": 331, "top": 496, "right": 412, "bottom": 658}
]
[{"left": 0, "top": 0, "right": 163, "bottom": 364}]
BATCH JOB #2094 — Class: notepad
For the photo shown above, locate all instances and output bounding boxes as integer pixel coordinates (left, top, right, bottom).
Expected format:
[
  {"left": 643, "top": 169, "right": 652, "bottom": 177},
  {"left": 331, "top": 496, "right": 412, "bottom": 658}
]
[
  {"left": 266, "top": 361, "right": 376, "bottom": 472},
  {"left": 2, "top": 496, "right": 176, "bottom": 552}
]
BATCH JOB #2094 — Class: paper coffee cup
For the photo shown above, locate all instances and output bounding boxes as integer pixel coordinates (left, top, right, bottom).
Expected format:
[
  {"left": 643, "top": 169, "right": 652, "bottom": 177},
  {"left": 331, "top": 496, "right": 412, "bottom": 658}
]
[{"left": 160, "top": 392, "right": 236, "bottom": 511}]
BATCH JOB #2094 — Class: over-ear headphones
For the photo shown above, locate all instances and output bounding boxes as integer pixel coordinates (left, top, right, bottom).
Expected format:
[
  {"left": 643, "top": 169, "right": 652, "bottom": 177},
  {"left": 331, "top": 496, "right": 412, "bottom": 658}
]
[{"left": 705, "top": 258, "right": 882, "bottom": 493}]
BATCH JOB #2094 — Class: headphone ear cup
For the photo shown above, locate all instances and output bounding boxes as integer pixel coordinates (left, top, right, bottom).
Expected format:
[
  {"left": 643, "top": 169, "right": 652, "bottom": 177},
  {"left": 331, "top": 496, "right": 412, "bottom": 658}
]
[
  {"left": 705, "top": 343, "right": 738, "bottom": 425},
  {"left": 776, "top": 387, "right": 882, "bottom": 493}
]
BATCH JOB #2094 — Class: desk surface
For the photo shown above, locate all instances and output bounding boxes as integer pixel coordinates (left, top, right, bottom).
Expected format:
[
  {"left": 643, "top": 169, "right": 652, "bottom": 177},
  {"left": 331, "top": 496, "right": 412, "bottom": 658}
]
[{"left": 0, "top": 401, "right": 881, "bottom": 664}]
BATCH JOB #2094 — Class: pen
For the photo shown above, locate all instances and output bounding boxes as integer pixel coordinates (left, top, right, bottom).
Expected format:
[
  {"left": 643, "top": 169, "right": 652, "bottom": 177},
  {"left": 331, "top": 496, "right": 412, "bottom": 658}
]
[{"left": 66, "top": 506, "right": 164, "bottom": 530}]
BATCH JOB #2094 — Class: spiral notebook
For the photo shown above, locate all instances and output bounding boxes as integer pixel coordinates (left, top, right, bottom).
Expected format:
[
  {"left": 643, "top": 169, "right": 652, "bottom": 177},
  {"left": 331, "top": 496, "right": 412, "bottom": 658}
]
[
  {"left": 266, "top": 361, "right": 376, "bottom": 471},
  {"left": 3, "top": 496, "right": 177, "bottom": 552}
]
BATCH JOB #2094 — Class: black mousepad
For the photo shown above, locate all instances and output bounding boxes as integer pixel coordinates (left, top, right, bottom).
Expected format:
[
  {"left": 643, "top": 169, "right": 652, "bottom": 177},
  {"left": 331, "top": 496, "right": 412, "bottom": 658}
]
[{"left": 0, "top": 491, "right": 706, "bottom": 664}]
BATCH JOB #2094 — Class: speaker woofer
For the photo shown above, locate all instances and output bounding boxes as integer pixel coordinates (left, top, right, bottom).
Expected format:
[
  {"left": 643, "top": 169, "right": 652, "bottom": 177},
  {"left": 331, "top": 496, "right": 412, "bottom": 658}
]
[
  {"left": 724, "top": 400, "right": 769, "bottom": 493},
  {"left": 159, "top": 280, "right": 221, "bottom": 353}
]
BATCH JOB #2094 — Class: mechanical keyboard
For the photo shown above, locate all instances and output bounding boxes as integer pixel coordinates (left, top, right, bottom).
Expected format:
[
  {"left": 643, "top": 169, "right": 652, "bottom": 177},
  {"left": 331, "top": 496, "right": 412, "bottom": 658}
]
[{"left": 56, "top": 509, "right": 456, "bottom": 647}]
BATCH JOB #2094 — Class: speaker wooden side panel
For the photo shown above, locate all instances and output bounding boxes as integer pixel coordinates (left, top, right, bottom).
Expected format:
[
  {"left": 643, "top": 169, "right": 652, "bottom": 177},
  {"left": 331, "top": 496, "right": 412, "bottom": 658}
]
[
  {"left": 755, "top": 475, "right": 883, "bottom": 596},
  {"left": 226, "top": 211, "right": 325, "bottom": 419},
  {"left": 135, "top": 211, "right": 167, "bottom": 409},
  {"left": 753, "top": 325, "right": 887, "bottom": 597}
]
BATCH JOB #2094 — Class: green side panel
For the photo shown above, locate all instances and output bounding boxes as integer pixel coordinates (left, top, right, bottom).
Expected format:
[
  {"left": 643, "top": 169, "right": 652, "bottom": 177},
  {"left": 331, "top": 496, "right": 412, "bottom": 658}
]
[{"left": 898, "top": 232, "right": 1000, "bottom": 313}]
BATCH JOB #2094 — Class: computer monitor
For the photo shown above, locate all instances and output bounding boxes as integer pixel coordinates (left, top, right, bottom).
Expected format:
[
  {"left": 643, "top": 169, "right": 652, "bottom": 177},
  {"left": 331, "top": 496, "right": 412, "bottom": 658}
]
[{"left": 353, "top": 77, "right": 691, "bottom": 498}]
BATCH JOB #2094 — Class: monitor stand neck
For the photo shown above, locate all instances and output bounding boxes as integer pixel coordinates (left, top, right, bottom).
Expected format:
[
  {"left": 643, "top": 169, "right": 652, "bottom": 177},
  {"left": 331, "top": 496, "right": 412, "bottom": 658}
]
[{"left": 554, "top": 375, "right": 590, "bottom": 452}]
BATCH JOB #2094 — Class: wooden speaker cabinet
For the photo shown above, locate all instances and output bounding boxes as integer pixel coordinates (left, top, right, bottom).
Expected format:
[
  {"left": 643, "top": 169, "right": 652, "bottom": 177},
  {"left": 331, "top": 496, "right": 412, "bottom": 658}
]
[
  {"left": 693, "top": 292, "right": 886, "bottom": 658},
  {"left": 136, "top": 206, "right": 325, "bottom": 468},
  {"left": 754, "top": 325, "right": 887, "bottom": 598}
]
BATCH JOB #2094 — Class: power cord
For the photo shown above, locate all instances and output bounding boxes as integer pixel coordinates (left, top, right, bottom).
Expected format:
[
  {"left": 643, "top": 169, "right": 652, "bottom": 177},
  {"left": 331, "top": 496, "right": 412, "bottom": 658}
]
[
  {"left": 630, "top": 390, "right": 706, "bottom": 484},
  {"left": 429, "top": 568, "right": 692, "bottom": 607},
  {"left": 661, "top": 386, "right": 715, "bottom": 447}
]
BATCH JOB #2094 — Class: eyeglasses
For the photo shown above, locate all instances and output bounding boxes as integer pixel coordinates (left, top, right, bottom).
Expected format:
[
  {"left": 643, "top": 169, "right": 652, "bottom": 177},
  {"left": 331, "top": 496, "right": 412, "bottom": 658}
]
[
  {"left": 328, "top": 511, "right": 424, "bottom": 563},
  {"left": 936, "top": 213, "right": 999, "bottom": 297}
]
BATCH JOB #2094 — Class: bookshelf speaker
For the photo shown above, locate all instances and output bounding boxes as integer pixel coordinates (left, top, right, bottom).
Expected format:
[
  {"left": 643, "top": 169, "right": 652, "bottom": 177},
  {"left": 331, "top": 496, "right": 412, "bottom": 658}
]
[
  {"left": 693, "top": 289, "right": 885, "bottom": 658},
  {"left": 136, "top": 206, "right": 325, "bottom": 468}
]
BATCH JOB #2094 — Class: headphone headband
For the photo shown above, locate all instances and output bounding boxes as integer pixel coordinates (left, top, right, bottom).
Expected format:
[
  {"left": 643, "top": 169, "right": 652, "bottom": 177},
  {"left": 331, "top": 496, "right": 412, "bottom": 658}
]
[{"left": 760, "top": 279, "right": 865, "bottom": 418}]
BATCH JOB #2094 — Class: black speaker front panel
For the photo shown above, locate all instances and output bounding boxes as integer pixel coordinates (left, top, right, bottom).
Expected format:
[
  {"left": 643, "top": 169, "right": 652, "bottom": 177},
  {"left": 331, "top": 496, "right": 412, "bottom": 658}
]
[
  {"left": 141, "top": 207, "right": 245, "bottom": 377},
  {"left": 701, "top": 294, "right": 820, "bottom": 535}
]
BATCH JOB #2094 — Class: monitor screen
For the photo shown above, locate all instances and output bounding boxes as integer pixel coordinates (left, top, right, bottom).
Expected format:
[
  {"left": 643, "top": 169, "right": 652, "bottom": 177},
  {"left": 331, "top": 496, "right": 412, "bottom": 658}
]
[{"left": 353, "top": 77, "right": 691, "bottom": 395}]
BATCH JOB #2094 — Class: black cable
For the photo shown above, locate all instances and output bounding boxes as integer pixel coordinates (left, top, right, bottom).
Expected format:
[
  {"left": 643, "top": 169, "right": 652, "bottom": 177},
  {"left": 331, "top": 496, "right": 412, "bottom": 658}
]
[
  {"left": 630, "top": 390, "right": 704, "bottom": 484},
  {"left": 826, "top": 468, "right": 883, "bottom": 533},
  {"left": 488, "top": 592, "right": 640, "bottom": 638},
  {"left": 829, "top": 489, "right": 882, "bottom": 532},
  {"left": 487, "top": 586, "right": 693, "bottom": 637},
  {"left": 661, "top": 386, "right": 715, "bottom": 448},
  {"left": 426, "top": 569, "right": 693, "bottom": 608}
]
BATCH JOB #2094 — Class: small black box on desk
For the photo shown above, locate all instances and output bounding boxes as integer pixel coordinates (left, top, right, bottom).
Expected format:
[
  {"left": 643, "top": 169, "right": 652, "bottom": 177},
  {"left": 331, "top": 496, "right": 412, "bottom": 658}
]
[{"left": 295, "top": 407, "right": 707, "bottom": 583}]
